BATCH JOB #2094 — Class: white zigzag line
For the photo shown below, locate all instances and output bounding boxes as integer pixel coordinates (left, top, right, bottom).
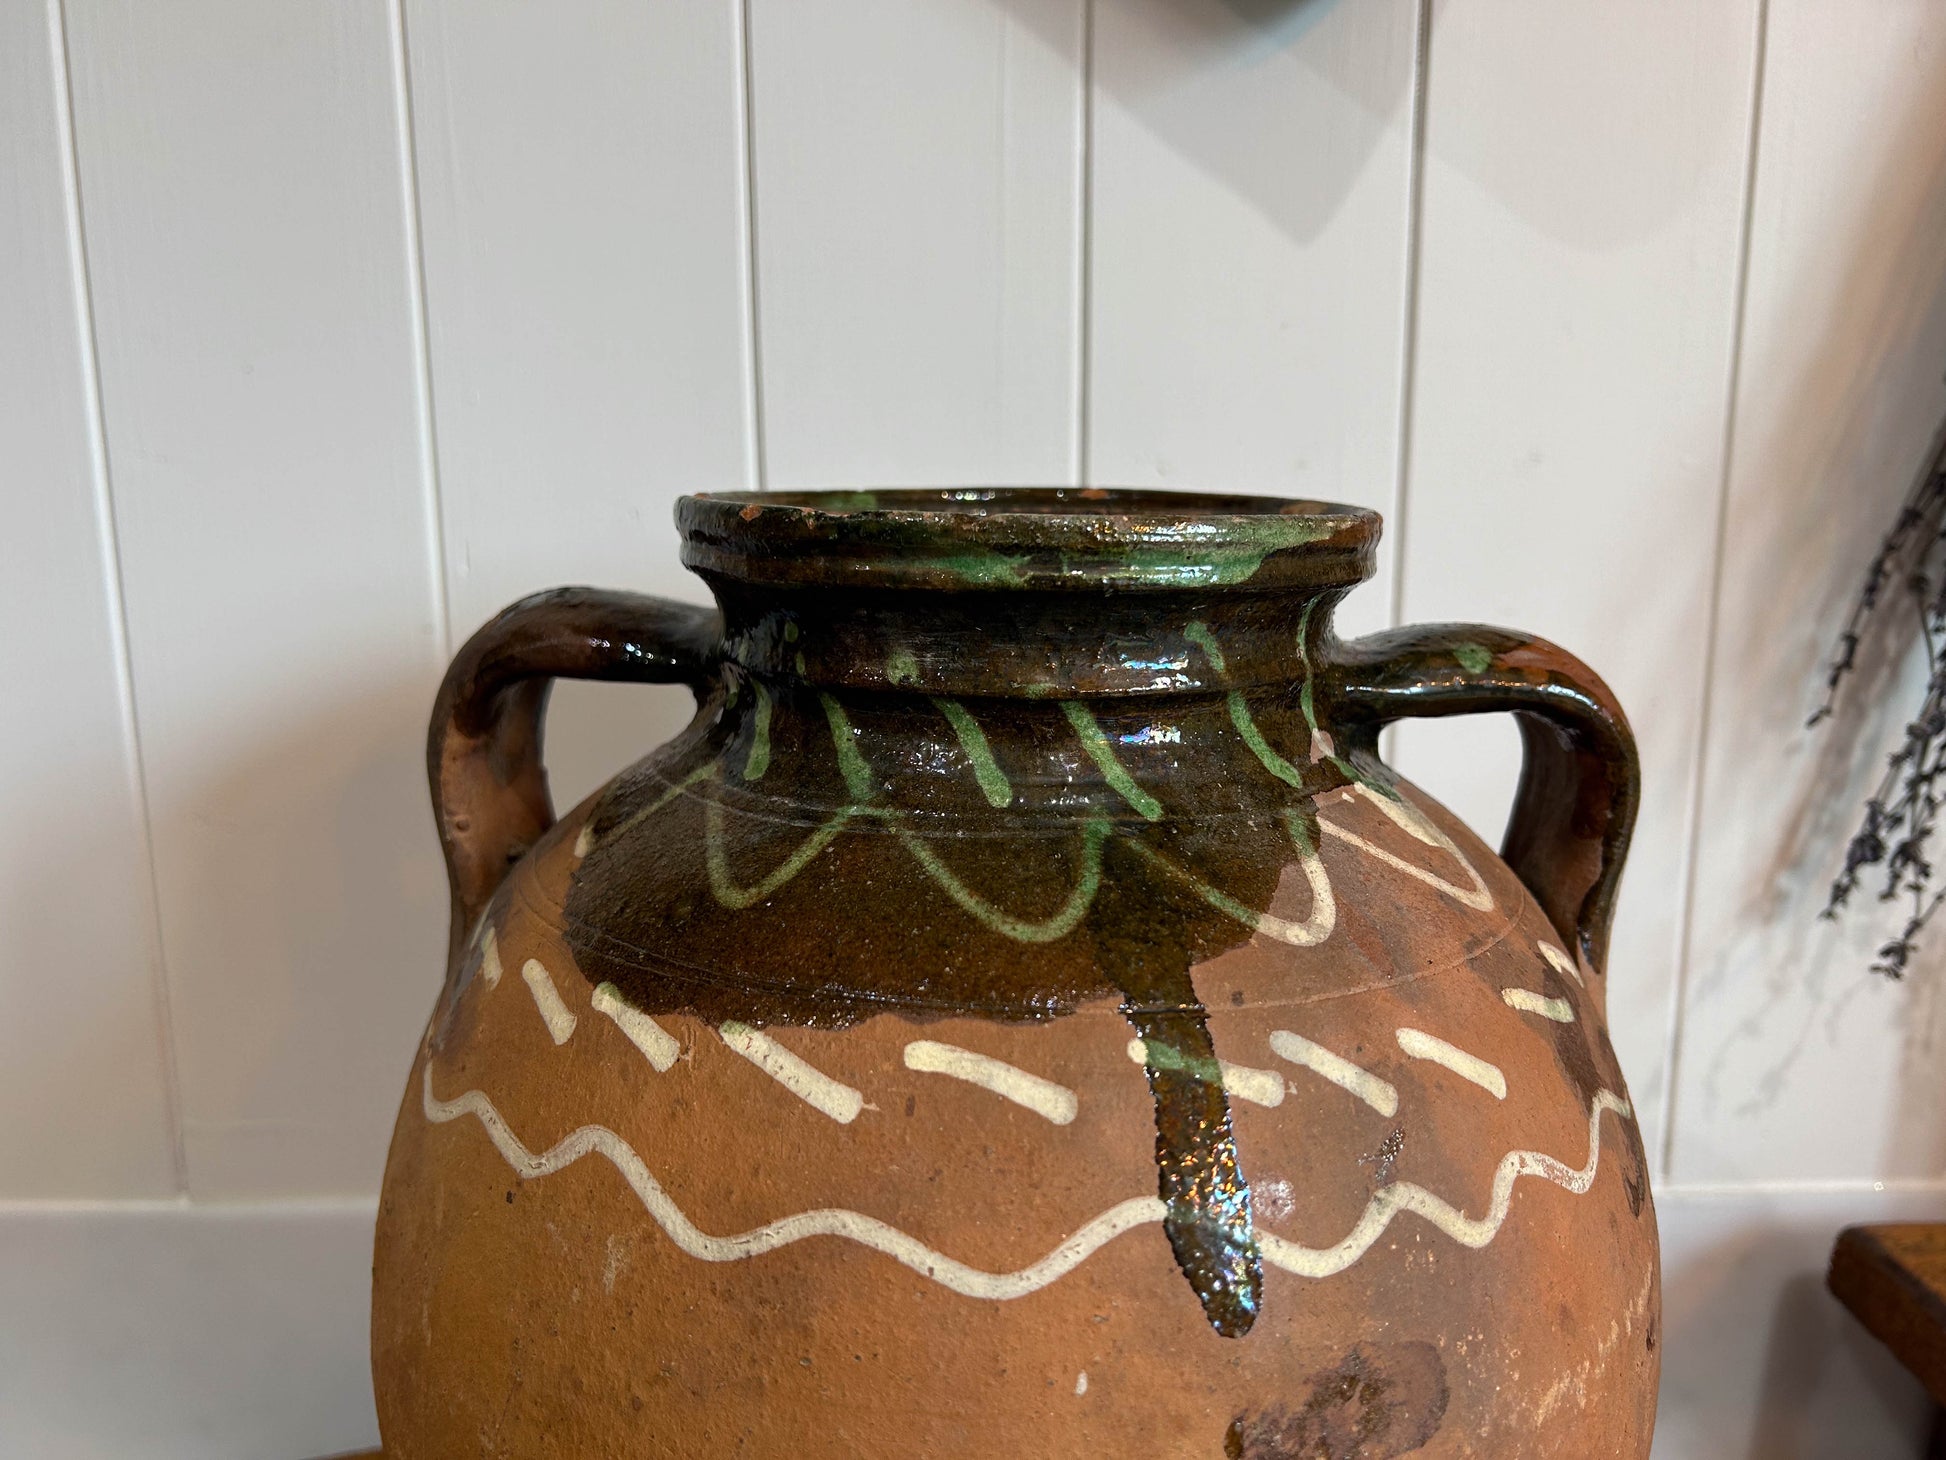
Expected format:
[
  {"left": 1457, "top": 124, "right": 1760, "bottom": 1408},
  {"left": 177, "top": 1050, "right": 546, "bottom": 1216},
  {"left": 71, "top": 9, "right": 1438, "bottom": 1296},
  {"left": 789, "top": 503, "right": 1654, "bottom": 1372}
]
[
  {"left": 1257, "top": 1091, "right": 1633, "bottom": 1276},
  {"left": 424, "top": 1065, "right": 1160, "bottom": 1299},
  {"left": 424, "top": 1066, "right": 1632, "bottom": 1296}
]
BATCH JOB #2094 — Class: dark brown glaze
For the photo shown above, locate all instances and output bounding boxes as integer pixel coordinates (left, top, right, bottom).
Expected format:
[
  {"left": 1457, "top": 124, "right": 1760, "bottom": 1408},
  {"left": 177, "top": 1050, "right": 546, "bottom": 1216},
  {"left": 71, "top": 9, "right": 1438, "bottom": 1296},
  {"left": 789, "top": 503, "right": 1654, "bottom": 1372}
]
[
  {"left": 427, "top": 586, "right": 719, "bottom": 963},
  {"left": 1330, "top": 624, "right": 1638, "bottom": 975},
  {"left": 390, "top": 489, "right": 1656, "bottom": 1452}
]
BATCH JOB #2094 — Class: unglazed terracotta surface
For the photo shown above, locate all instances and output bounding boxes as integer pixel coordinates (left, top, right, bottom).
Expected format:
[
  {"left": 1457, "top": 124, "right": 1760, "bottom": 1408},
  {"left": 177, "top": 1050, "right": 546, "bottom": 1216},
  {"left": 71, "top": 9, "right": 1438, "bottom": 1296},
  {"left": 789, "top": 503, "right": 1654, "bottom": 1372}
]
[{"left": 373, "top": 489, "right": 1658, "bottom": 1458}]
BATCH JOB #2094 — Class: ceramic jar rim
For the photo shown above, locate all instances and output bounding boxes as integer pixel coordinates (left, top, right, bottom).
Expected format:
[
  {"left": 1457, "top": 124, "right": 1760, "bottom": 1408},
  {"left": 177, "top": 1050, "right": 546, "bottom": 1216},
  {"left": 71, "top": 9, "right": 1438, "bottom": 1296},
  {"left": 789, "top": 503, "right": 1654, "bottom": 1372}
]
[{"left": 677, "top": 488, "right": 1380, "bottom": 594}]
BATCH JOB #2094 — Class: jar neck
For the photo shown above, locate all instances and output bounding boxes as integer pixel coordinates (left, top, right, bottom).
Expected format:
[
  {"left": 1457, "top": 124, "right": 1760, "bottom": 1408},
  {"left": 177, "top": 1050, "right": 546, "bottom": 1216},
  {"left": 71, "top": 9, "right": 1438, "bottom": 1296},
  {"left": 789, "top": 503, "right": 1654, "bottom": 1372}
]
[{"left": 706, "top": 578, "right": 1351, "bottom": 700}]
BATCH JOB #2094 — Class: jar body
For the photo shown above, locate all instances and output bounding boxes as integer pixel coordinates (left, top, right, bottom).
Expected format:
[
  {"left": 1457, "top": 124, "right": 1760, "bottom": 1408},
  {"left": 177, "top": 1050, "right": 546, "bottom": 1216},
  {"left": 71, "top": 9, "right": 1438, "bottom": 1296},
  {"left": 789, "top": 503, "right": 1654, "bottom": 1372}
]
[
  {"left": 374, "top": 742, "right": 1656, "bottom": 1458},
  {"left": 374, "top": 489, "right": 1657, "bottom": 1457}
]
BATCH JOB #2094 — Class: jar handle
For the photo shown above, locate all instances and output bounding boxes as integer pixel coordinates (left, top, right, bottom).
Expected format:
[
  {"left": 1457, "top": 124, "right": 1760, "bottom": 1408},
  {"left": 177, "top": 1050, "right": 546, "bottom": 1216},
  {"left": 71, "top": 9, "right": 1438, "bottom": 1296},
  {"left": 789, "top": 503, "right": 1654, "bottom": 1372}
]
[
  {"left": 428, "top": 587, "right": 721, "bottom": 962},
  {"left": 1333, "top": 625, "right": 1639, "bottom": 976}
]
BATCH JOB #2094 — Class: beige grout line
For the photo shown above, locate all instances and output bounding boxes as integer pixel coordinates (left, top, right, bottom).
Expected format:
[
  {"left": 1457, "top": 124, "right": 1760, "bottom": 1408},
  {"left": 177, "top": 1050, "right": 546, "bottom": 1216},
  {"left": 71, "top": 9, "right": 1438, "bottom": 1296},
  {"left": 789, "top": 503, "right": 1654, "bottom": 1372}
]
[{"left": 49, "top": 0, "right": 190, "bottom": 1199}]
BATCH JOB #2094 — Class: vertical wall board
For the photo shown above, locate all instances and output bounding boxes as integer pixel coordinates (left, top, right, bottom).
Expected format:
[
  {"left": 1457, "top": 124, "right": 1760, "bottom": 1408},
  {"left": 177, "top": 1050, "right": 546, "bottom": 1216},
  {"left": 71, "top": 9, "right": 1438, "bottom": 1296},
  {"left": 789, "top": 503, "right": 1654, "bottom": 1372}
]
[
  {"left": 1389, "top": 2, "right": 1761, "bottom": 1162},
  {"left": 748, "top": 0, "right": 1085, "bottom": 489},
  {"left": 0, "top": 0, "right": 176, "bottom": 1196},
  {"left": 405, "top": 0, "right": 755, "bottom": 811},
  {"left": 64, "top": 0, "right": 447, "bottom": 1197},
  {"left": 1087, "top": 0, "right": 1421, "bottom": 638},
  {"left": 1668, "top": 0, "right": 1946, "bottom": 1184}
]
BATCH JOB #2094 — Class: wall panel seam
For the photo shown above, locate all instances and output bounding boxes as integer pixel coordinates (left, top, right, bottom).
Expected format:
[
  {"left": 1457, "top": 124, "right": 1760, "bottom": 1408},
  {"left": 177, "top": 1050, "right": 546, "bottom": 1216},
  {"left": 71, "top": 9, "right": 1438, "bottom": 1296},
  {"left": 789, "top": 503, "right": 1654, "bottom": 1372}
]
[
  {"left": 1384, "top": 0, "right": 1433, "bottom": 635},
  {"left": 1073, "top": 0, "right": 1094, "bottom": 487},
  {"left": 49, "top": 0, "right": 190, "bottom": 1197},
  {"left": 1659, "top": 0, "right": 1772, "bottom": 1183},
  {"left": 387, "top": 0, "right": 452, "bottom": 660},
  {"left": 737, "top": 0, "right": 769, "bottom": 493}
]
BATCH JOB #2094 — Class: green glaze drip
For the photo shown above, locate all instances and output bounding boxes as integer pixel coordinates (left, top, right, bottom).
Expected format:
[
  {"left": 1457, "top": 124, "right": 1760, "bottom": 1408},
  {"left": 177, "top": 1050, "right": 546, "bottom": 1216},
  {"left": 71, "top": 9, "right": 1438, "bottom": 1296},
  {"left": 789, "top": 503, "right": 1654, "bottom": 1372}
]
[
  {"left": 1062, "top": 701, "right": 1164, "bottom": 820},
  {"left": 819, "top": 693, "right": 878, "bottom": 801},
  {"left": 893, "top": 813, "right": 1109, "bottom": 943},
  {"left": 1230, "top": 695, "right": 1304, "bottom": 789},
  {"left": 815, "top": 491, "right": 881, "bottom": 511},
  {"left": 1295, "top": 600, "right": 1322, "bottom": 737},
  {"left": 1184, "top": 621, "right": 1304, "bottom": 791},
  {"left": 794, "top": 650, "right": 808, "bottom": 677},
  {"left": 1182, "top": 620, "right": 1232, "bottom": 675},
  {"left": 783, "top": 620, "right": 800, "bottom": 643},
  {"left": 886, "top": 647, "right": 920, "bottom": 686},
  {"left": 1135, "top": 1036, "right": 1224, "bottom": 1085},
  {"left": 742, "top": 683, "right": 773, "bottom": 782},
  {"left": 706, "top": 797, "right": 858, "bottom": 909},
  {"left": 599, "top": 762, "right": 718, "bottom": 847},
  {"left": 930, "top": 549, "right": 1030, "bottom": 588},
  {"left": 934, "top": 698, "right": 1012, "bottom": 807},
  {"left": 1122, "top": 836, "right": 1276, "bottom": 931},
  {"left": 1453, "top": 641, "right": 1494, "bottom": 675},
  {"left": 1102, "top": 544, "right": 1272, "bottom": 587},
  {"left": 1294, "top": 599, "right": 1361, "bottom": 784}
]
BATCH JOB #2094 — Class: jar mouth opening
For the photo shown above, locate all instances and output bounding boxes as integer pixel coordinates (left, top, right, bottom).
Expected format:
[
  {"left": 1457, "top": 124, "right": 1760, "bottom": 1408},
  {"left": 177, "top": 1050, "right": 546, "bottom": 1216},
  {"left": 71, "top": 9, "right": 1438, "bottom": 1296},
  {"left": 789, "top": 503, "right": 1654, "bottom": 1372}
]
[{"left": 678, "top": 487, "right": 1381, "bottom": 593}]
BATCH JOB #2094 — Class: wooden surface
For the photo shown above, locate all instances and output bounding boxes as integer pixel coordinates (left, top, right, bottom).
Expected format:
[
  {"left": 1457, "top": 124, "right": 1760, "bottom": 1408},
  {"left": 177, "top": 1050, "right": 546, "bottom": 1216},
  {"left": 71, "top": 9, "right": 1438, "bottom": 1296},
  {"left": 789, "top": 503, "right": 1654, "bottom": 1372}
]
[{"left": 1830, "top": 1223, "right": 1946, "bottom": 1408}]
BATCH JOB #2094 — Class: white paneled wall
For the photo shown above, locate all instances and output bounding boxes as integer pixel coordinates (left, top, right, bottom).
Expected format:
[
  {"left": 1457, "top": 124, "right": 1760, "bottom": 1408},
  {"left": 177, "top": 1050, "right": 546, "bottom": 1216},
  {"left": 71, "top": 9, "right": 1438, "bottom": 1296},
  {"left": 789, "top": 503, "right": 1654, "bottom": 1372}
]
[
  {"left": 749, "top": 0, "right": 1086, "bottom": 487},
  {"left": 3, "top": 0, "right": 1942, "bottom": 1453},
  {"left": 1391, "top": 0, "right": 1762, "bottom": 1172},
  {"left": 1089, "top": 0, "right": 1420, "bottom": 637},
  {"left": 404, "top": 0, "right": 754, "bottom": 809},
  {"left": 1668, "top": 0, "right": 1946, "bottom": 1191},
  {"left": 0, "top": 0, "right": 176, "bottom": 1199}
]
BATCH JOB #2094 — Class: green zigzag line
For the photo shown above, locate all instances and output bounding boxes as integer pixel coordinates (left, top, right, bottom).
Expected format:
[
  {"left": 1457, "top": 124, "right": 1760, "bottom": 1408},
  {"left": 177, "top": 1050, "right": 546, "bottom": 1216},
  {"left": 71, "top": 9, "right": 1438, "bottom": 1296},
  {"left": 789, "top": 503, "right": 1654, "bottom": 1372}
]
[{"left": 595, "top": 629, "right": 1362, "bottom": 946}]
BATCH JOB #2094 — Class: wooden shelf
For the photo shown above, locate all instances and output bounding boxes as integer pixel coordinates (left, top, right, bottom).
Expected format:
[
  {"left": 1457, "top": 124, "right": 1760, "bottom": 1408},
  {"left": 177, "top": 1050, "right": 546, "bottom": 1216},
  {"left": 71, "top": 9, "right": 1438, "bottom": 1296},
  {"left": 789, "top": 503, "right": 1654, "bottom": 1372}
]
[{"left": 1829, "top": 1223, "right": 1946, "bottom": 1457}]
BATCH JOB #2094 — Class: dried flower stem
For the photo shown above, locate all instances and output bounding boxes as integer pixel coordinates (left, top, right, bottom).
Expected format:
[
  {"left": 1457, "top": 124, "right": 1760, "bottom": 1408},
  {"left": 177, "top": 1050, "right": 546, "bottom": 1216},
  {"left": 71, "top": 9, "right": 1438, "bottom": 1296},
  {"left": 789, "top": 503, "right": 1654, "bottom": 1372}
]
[{"left": 1812, "top": 434, "right": 1946, "bottom": 976}]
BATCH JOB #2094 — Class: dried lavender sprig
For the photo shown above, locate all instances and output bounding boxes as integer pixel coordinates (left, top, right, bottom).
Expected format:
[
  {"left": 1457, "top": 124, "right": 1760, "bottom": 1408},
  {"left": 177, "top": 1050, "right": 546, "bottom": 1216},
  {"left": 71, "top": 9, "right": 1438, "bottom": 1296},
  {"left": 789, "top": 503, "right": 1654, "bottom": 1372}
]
[{"left": 1813, "top": 430, "right": 1946, "bottom": 975}]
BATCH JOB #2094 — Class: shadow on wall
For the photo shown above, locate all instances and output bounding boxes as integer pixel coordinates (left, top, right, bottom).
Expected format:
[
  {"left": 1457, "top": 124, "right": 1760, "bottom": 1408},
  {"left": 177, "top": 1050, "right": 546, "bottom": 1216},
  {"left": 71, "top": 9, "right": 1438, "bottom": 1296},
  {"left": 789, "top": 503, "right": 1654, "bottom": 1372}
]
[
  {"left": 1677, "top": 26, "right": 1946, "bottom": 1189},
  {"left": 993, "top": 0, "right": 1400, "bottom": 246},
  {"left": 987, "top": 0, "right": 1745, "bottom": 251}
]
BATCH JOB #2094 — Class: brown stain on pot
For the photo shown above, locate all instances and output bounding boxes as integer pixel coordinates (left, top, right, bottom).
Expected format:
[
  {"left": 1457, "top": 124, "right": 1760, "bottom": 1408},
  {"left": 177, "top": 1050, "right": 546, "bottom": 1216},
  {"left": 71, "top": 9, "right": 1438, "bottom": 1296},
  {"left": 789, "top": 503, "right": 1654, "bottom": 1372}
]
[{"left": 1225, "top": 1341, "right": 1450, "bottom": 1459}]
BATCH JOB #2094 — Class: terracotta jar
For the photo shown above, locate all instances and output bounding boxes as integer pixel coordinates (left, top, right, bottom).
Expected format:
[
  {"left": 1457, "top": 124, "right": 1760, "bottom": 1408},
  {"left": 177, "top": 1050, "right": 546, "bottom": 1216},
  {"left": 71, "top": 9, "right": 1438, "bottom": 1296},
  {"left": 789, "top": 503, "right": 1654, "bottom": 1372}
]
[{"left": 373, "top": 489, "right": 1658, "bottom": 1458}]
